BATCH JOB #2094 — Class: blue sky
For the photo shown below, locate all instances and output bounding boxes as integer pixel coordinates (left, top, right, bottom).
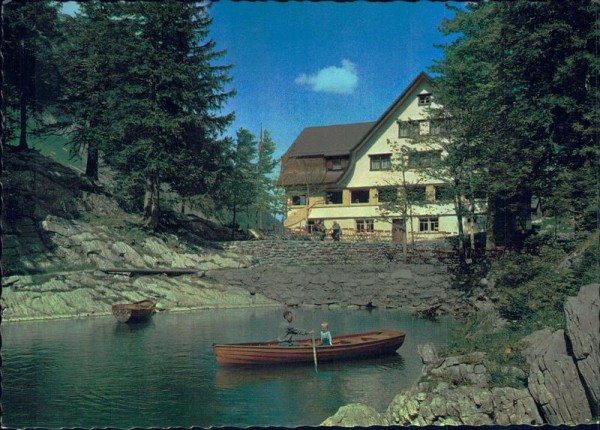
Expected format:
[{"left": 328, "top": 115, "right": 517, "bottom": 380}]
[
  {"left": 62, "top": 1, "right": 461, "bottom": 160},
  {"left": 208, "top": 1, "right": 462, "bottom": 160}
]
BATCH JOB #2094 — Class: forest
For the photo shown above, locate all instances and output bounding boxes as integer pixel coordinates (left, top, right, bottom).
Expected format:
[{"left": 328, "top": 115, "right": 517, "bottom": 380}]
[
  {"left": 3, "top": 1, "right": 597, "bottom": 245},
  {"left": 3, "top": 1, "right": 283, "bottom": 230}
]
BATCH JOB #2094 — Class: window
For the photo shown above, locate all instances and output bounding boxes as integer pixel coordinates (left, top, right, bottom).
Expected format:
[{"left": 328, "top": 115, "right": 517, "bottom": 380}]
[
  {"left": 325, "top": 190, "right": 343, "bottom": 204},
  {"left": 398, "top": 121, "right": 417, "bottom": 138},
  {"left": 327, "top": 158, "right": 343, "bottom": 171},
  {"left": 351, "top": 189, "right": 370, "bottom": 204},
  {"left": 377, "top": 188, "right": 398, "bottom": 204},
  {"left": 291, "top": 195, "right": 307, "bottom": 206},
  {"left": 370, "top": 154, "right": 391, "bottom": 171},
  {"left": 430, "top": 121, "right": 445, "bottom": 136},
  {"left": 408, "top": 150, "right": 442, "bottom": 168},
  {"left": 405, "top": 186, "right": 426, "bottom": 204},
  {"left": 419, "top": 217, "right": 439, "bottom": 232},
  {"left": 418, "top": 93, "right": 432, "bottom": 105},
  {"left": 399, "top": 120, "right": 434, "bottom": 138},
  {"left": 434, "top": 185, "right": 454, "bottom": 202},
  {"left": 356, "top": 219, "right": 374, "bottom": 233}
]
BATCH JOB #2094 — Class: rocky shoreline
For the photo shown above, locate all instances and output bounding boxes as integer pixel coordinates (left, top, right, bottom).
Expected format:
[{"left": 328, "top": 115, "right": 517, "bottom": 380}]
[
  {"left": 321, "top": 283, "right": 599, "bottom": 426},
  {"left": 2, "top": 215, "right": 280, "bottom": 323}
]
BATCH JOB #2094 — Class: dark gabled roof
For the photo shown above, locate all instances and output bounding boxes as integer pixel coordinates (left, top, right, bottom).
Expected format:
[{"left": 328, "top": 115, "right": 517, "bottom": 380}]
[
  {"left": 352, "top": 71, "right": 431, "bottom": 155},
  {"left": 278, "top": 72, "right": 433, "bottom": 188},
  {"left": 277, "top": 156, "right": 343, "bottom": 187},
  {"left": 283, "top": 121, "right": 376, "bottom": 158},
  {"left": 336, "top": 71, "right": 432, "bottom": 184}
]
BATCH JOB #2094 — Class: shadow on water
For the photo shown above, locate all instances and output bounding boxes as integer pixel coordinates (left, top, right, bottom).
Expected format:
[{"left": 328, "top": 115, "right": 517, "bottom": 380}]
[
  {"left": 214, "top": 352, "right": 406, "bottom": 390},
  {"left": 112, "top": 319, "right": 156, "bottom": 335}
]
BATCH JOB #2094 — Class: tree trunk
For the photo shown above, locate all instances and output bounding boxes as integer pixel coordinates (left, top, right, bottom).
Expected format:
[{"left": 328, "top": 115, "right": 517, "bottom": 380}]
[
  {"left": 453, "top": 194, "right": 466, "bottom": 263},
  {"left": 150, "top": 175, "right": 160, "bottom": 230},
  {"left": 402, "top": 220, "right": 408, "bottom": 263},
  {"left": 245, "top": 204, "right": 250, "bottom": 230},
  {"left": 486, "top": 194, "right": 497, "bottom": 249},
  {"left": 85, "top": 139, "right": 99, "bottom": 180},
  {"left": 143, "top": 177, "right": 153, "bottom": 221},
  {"left": 231, "top": 196, "right": 238, "bottom": 240},
  {"left": 513, "top": 189, "right": 532, "bottom": 251},
  {"left": 18, "top": 39, "right": 28, "bottom": 151},
  {"left": 18, "top": 87, "right": 28, "bottom": 150}
]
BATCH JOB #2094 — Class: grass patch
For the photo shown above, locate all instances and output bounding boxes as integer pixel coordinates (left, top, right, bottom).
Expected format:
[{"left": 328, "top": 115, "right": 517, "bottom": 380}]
[
  {"left": 493, "top": 237, "right": 598, "bottom": 328},
  {"left": 442, "top": 312, "right": 529, "bottom": 388},
  {"left": 444, "top": 230, "right": 598, "bottom": 388}
]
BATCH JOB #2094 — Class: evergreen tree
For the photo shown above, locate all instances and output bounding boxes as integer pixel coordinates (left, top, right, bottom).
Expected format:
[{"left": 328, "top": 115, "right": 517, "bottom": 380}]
[
  {"left": 3, "top": 0, "right": 62, "bottom": 150},
  {"left": 57, "top": 2, "right": 131, "bottom": 179},
  {"left": 224, "top": 128, "right": 258, "bottom": 229},
  {"left": 269, "top": 185, "right": 287, "bottom": 233},
  {"left": 430, "top": 0, "right": 597, "bottom": 247},
  {"left": 100, "top": 2, "right": 235, "bottom": 228},
  {"left": 253, "top": 129, "right": 279, "bottom": 230}
]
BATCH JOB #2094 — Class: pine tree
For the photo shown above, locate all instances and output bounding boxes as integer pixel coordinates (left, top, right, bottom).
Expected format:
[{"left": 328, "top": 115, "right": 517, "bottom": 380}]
[
  {"left": 430, "top": 0, "right": 597, "bottom": 247},
  {"left": 3, "top": 1, "right": 62, "bottom": 150},
  {"left": 253, "top": 129, "right": 279, "bottom": 230},
  {"left": 224, "top": 128, "right": 258, "bottom": 229},
  {"left": 100, "top": 2, "right": 235, "bottom": 228},
  {"left": 57, "top": 2, "right": 131, "bottom": 179}
]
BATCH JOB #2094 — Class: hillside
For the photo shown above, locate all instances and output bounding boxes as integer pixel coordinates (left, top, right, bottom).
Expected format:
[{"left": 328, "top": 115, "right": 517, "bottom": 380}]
[{"left": 2, "top": 146, "right": 278, "bottom": 321}]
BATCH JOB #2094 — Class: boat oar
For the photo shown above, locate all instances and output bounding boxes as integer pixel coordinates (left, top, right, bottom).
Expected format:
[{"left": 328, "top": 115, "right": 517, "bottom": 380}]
[{"left": 311, "top": 332, "right": 318, "bottom": 373}]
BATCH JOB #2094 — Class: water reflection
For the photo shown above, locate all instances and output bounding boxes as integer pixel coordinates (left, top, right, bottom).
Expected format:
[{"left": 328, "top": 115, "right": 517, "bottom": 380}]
[
  {"left": 214, "top": 353, "right": 405, "bottom": 390},
  {"left": 112, "top": 318, "right": 156, "bottom": 334},
  {"left": 2, "top": 307, "right": 454, "bottom": 428}
]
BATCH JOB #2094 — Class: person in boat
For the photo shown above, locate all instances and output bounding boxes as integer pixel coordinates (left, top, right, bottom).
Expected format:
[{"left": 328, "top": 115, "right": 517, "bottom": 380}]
[
  {"left": 320, "top": 321, "right": 333, "bottom": 346},
  {"left": 277, "top": 310, "right": 313, "bottom": 346}
]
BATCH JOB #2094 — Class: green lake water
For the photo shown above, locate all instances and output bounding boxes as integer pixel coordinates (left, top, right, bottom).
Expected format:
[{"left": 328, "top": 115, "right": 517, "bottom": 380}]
[{"left": 1, "top": 307, "right": 455, "bottom": 428}]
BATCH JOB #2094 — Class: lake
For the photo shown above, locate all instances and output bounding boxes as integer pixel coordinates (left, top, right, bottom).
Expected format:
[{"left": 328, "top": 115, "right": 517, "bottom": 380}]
[{"left": 1, "top": 307, "right": 455, "bottom": 428}]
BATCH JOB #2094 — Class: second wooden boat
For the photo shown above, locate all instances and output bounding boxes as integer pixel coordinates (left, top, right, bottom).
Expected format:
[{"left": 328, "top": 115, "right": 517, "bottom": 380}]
[
  {"left": 111, "top": 299, "right": 156, "bottom": 323},
  {"left": 213, "top": 329, "right": 405, "bottom": 366}
]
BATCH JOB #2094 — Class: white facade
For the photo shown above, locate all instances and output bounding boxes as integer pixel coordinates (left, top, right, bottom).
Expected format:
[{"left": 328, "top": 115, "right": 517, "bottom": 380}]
[{"left": 281, "top": 73, "right": 485, "bottom": 242}]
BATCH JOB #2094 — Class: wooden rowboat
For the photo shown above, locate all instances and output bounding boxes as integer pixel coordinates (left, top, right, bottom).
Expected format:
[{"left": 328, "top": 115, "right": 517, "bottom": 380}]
[
  {"left": 111, "top": 299, "right": 156, "bottom": 323},
  {"left": 213, "top": 329, "right": 405, "bottom": 366}
]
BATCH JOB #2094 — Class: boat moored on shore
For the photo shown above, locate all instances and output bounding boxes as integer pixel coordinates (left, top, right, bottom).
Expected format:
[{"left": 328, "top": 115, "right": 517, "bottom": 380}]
[{"left": 111, "top": 299, "right": 156, "bottom": 323}]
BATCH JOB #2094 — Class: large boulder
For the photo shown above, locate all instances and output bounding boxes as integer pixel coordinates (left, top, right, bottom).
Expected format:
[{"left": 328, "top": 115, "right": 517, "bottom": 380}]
[
  {"left": 564, "top": 283, "right": 600, "bottom": 416},
  {"left": 384, "top": 382, "right": 542, "bottom": 426},
  {"left": 320, "top": 403, "right": 385, "bottom": 427},
  {"left": 428, "top": 351, "right": 490, "bottom": 386},
  {"left": 522, "top": 328, "right": 592, "bottom": 424},
  {"left": 417, "top": 342, "right": 441, "bottom": 368}
]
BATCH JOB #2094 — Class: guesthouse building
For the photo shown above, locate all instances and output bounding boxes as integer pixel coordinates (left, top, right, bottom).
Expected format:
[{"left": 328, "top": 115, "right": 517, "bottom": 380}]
[{"left": 277, "top": 72, "right": 486, "bottom": 243}]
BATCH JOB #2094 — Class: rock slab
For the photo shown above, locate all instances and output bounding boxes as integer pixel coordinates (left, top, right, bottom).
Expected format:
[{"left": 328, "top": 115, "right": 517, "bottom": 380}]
[
  {"left": 522, "top": 328, "right": 592, "bottom": 424},
  {"left": 564, "top": 283, "right": 600, "bottom": 416}
]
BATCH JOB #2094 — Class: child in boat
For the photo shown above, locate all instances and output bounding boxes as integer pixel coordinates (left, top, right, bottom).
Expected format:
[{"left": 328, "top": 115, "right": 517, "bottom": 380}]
[{"left": 320, "top": 322, "right": 333, "bottom": 346}]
